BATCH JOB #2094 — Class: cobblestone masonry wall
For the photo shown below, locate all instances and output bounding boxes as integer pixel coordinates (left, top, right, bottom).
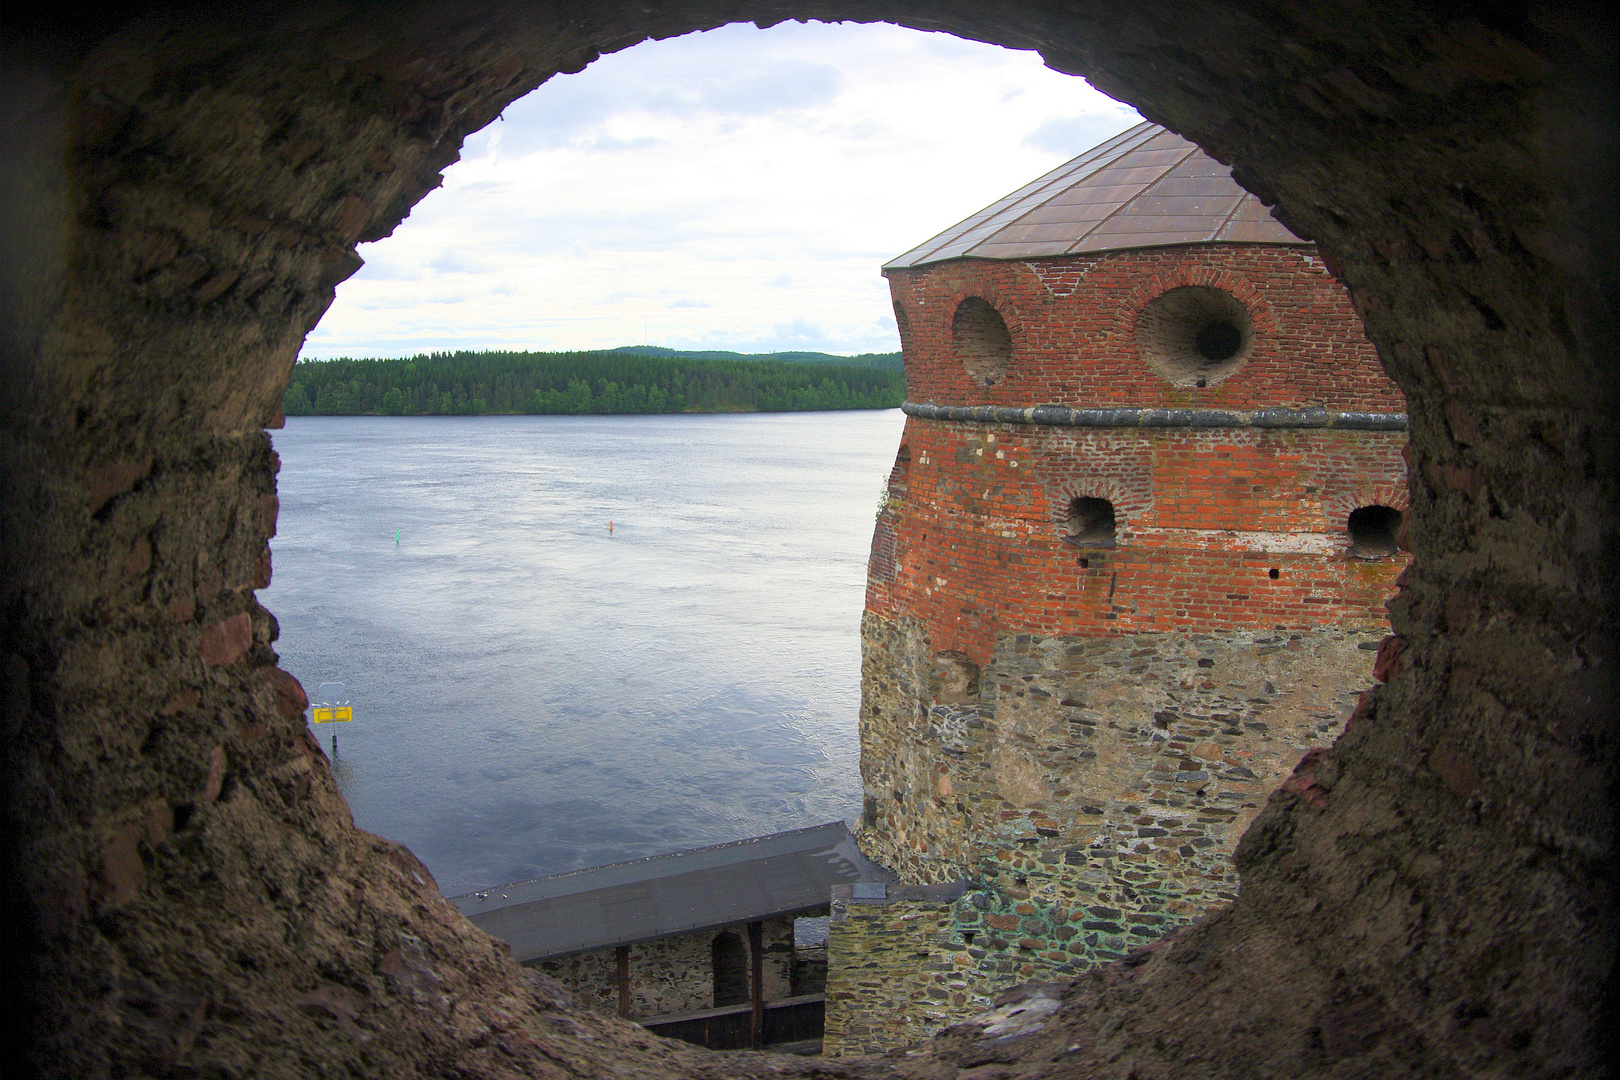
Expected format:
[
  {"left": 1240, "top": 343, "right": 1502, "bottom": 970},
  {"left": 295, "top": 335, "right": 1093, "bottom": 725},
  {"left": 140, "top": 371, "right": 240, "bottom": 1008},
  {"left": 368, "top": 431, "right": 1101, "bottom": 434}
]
[
  {"left": 823, "top": 885, "right": 966, "bottom": 1057},
  {"left": 531, "top": 918, "right": 793, "bottom": 1020},
  {"left": 859, "top": 617, "right": 1384, "bottom": 885},
  {"left": 829, "top": 620, "right": 1386, "bottom": 1053}
]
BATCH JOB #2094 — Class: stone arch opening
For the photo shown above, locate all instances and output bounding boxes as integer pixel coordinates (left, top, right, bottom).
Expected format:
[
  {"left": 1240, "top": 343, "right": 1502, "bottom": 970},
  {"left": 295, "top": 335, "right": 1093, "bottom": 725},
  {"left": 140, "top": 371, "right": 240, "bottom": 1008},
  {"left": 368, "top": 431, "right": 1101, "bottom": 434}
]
[
  {"left": 3, "top": 4, "right": 1612, "bottom": 1078},
  {"left": 1063, "top": 496, "right": 1117, "bottom": 548},
  {"left": 952, "top": 297, "right": 1013, "bottom": 386},
  {"left": 712, "top": 931, "right": 748, "bottom": 1007},
  {"left": 1134, "top": 285, "right": 1254, "bottom": 387},
  {"left": 1347, "top": 504, "right": 1402, "bottom": 560}
]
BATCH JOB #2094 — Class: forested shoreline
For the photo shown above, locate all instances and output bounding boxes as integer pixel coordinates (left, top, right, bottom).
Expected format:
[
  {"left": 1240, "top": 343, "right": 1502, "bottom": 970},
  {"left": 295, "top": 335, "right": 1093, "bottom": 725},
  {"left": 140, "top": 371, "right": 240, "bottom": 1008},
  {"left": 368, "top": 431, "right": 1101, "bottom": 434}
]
[{"left": 282, "top": 348, "right": 905, "bottom": 416}]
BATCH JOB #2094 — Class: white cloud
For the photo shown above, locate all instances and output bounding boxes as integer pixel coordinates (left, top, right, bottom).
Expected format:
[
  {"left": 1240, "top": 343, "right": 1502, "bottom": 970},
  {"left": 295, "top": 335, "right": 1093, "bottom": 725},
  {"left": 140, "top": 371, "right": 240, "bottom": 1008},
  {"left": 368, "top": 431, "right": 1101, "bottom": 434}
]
[{"left": 302, "top": 21, "right": 1140, "bottom": 359}]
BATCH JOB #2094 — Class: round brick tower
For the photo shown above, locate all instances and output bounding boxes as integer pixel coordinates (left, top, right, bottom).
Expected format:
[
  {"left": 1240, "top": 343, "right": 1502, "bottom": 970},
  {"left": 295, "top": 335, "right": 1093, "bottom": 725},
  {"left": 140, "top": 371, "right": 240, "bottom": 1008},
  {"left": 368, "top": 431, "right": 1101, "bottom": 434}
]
[{"left": 849, "top": 122, "right": 1409, "bottom": 1007}]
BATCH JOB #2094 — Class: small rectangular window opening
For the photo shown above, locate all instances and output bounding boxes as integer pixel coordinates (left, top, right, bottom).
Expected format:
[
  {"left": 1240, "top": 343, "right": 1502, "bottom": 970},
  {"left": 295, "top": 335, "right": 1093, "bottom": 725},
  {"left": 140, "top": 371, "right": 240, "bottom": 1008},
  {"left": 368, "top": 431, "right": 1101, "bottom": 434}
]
[{"left": 1269, "top": 567, "right": 1280, "bottom": 579}]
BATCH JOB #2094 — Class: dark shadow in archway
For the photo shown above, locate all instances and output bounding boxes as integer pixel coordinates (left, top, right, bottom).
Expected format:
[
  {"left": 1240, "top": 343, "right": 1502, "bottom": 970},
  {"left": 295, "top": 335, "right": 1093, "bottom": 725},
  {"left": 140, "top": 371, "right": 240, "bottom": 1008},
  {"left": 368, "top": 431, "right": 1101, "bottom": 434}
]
[{"left": 2, "top": 4, "right": 1613, "bottom": 1078}]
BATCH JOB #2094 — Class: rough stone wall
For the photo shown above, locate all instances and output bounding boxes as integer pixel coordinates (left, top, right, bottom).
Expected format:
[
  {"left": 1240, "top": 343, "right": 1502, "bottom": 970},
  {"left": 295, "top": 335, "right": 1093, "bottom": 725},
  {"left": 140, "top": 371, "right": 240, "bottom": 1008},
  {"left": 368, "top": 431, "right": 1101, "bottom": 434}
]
[
  {"left": 792, "top": 943, "right": 828, "bottom": 996},
  {"left": 825, "top": 878, "right": 1190, "bottom": 1058},
  {"left": 2, "top": 3, "right": 1612, "bottom": 1078},
  {"left": 533, "top": 918, "right": 795, "bottom": 1020},
  {"left": 824, "top": 888, "right": 966, "bottom": 1057},
  {"left": 891, "top": 245, "right": 1400, "bottom": 412},
  {"left": 860, "top": 617, "right": 1379, "bottom": 886},
  {"left": 838, "top": 617, "right": 1383, "bottom": 1050}
]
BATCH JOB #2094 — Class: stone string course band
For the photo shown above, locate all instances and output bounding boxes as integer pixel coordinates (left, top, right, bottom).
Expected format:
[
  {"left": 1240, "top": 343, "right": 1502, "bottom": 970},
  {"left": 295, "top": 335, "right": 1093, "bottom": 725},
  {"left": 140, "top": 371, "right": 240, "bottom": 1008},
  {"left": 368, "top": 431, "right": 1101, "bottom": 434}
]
[{"left": 901, "top": 401, "right": 1408, "bottom": 432}]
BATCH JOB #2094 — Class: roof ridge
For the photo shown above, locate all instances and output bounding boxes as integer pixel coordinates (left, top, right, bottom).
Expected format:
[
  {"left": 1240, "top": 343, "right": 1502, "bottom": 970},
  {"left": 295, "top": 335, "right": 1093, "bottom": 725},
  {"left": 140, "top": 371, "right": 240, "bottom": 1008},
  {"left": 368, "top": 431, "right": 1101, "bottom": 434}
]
[
  {"left": 885, "top": 121, "right": 1163, "bottom": 268},
  {"left": 885, "top": 122, "right": 1306, "bottom": 268},
  {"left": 450, "top": 819, "right": 852, "bottom": 898},
  {"left": 991, "top": 122, "right": 1165, "bottom": 238}
]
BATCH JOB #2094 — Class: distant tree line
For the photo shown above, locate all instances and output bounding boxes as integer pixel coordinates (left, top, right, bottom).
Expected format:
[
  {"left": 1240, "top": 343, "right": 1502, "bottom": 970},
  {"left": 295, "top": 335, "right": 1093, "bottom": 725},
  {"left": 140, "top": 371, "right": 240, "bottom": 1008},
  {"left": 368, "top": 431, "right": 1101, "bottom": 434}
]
[
  {"left": 605, "top": 345, "right": 902, "bottom": 370},
  {"left": 282, "top": 349, "right": 906, "bottom": 416}
]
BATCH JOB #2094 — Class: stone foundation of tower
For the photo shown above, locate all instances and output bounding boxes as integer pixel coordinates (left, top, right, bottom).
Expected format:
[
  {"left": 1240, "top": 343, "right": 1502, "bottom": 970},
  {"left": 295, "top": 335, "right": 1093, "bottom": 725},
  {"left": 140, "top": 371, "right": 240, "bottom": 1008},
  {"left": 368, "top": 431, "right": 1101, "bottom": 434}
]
[{"left": 857, "top": 614, "right": 1383, "bottom": 887}]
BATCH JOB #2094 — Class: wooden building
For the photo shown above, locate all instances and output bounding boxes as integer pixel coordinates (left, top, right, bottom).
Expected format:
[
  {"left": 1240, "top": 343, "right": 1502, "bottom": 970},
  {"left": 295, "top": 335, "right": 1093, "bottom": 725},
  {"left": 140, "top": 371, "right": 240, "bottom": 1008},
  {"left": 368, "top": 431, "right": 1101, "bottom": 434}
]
[{"left": 453, "top": 821, "right": 893, "bottom": 1052}]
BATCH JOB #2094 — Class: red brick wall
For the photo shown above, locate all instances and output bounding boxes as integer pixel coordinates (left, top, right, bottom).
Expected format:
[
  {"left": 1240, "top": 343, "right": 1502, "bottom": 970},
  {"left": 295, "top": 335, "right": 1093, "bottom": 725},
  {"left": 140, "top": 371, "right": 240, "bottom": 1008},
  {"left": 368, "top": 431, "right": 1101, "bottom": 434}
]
[
  {"left": 889, "top": 245, "right": 1402, "bottom": 413},
  {"left": 871, "top": 244, "right": 1409, "bottom": 666},
  {"left": 866, "top": 419, "right": 1408, "bottom": 667}
]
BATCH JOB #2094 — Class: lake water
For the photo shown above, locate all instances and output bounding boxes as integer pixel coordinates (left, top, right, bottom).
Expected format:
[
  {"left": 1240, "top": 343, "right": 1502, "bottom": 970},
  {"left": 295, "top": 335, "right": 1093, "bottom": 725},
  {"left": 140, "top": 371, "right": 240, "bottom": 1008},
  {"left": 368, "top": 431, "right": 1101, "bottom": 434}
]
[{"left": 263, "top": 410, "right": 906, "bottom": 897}]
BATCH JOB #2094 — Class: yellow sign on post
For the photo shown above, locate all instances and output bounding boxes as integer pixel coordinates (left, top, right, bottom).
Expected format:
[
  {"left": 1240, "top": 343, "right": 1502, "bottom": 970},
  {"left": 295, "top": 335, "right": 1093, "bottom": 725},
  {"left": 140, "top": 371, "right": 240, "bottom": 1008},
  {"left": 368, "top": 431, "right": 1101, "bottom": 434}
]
[{"left": 312, "top": 682, "right": 353, "bottom": 754}]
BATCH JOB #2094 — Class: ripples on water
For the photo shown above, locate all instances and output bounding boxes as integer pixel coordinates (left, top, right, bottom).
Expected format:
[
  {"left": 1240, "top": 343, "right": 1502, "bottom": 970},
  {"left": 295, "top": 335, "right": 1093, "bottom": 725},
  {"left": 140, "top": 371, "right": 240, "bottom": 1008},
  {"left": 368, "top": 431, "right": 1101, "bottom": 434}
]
[{"left": 263, "top": 411, "right": 905, "bottom": 896}]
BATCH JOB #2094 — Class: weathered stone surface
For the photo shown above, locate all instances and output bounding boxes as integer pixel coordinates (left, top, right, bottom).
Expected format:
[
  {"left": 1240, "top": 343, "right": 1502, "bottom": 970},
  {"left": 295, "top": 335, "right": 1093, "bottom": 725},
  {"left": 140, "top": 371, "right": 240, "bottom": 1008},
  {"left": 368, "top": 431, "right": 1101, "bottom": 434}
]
[
  {"left": 198, "top": 613, "right": 253, "bottom": 666},
  {"left": 1, "top": 2, "right": 1612, "bottom": 1078},
  {"left": 532, "top": 916, "right": 795, "bottom": 1020},
  {"left": 825, "top": 891, "right": 967, "bottom": 1056},
  {"left": 840, "top": 618, "right": 1380, "bottom": 1049},
  {"left": 861, "top": 616, "right": 1377, "bottom": 881}
]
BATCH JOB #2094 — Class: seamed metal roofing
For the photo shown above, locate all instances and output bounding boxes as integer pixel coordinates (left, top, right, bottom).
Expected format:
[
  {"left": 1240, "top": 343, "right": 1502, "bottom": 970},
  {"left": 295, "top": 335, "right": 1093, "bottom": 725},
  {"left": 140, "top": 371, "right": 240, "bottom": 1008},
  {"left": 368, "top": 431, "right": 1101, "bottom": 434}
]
[
  {"left": 451, "top": 821, "right": 895, "bottom": 962},
  {"left": 884, "top": 121, "right": 1307, "bottom": 270}
]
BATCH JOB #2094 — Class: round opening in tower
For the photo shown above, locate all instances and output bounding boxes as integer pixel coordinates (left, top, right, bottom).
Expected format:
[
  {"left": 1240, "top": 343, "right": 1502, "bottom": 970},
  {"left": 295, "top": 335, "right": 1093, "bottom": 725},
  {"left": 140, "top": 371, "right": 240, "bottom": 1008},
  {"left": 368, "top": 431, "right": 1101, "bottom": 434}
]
[
  {"left": 952, "top": 297, "right": 1013, "bottom": 386},
  {"left": 1063, "top": 496, "right": 1117, "bottom": 548},
  {"left": 1347, "top": 504, "right": 1403, "bottom": 559},
  {"left": 1134, "top": 285, "right": 1255, "bottom": 387}
]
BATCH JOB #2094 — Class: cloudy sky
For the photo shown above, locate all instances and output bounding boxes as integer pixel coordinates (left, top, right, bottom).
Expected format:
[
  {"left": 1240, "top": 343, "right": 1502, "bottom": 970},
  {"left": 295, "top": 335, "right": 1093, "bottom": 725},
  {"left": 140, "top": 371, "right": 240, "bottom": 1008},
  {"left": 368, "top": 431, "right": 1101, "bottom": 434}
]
[{"left": 302, "top": 21, "right": 1142, "bottom": 359}]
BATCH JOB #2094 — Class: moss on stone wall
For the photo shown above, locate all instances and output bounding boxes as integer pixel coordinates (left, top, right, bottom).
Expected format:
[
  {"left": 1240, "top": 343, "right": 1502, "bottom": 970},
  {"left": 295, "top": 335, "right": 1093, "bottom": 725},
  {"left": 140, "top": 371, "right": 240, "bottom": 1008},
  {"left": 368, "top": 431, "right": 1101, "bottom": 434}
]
[
  {"left": 824, "top": 887, "right": 968, "bottom": 1057},
  {"left": 829, "top": 617, "right": 1387, "bottom": 1051}
]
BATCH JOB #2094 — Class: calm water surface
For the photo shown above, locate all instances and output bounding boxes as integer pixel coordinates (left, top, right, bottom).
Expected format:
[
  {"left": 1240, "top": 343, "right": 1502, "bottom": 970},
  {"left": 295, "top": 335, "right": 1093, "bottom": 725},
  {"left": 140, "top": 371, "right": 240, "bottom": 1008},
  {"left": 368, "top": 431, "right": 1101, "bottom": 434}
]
[{"left": 264, "top": 411, "right": 904, "bottom": 896}]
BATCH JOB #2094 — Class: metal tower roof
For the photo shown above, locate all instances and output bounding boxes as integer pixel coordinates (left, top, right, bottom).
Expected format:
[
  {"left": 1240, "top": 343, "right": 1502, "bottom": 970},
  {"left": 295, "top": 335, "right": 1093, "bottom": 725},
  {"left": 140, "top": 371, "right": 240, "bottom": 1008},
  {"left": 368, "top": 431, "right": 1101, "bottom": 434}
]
[{"left": 884, "top": 121, "right": 1307, "bottom": 270}]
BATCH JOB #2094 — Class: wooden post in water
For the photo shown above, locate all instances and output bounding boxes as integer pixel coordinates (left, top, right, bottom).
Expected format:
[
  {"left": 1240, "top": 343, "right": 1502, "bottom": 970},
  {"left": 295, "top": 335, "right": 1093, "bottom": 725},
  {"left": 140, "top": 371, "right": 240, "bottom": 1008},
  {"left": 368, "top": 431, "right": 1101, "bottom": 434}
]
[
  {"left": 616, "top": 945, "right": 630, "bottom": 1018},
  {"left": 748, "top": 920, "right": 764, "bottom": 1050}
]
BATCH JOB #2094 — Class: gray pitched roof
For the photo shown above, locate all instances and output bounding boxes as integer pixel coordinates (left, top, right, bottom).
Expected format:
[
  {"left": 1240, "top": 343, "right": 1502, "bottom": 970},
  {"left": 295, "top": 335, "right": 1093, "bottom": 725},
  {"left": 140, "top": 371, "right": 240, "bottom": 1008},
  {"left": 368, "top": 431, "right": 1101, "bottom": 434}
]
[
  {"left": 451, "top": 822, "right": 895, "bottom": 962},
  {"left": 884, "top": 121, "right": 1306, "bottom": 270}
]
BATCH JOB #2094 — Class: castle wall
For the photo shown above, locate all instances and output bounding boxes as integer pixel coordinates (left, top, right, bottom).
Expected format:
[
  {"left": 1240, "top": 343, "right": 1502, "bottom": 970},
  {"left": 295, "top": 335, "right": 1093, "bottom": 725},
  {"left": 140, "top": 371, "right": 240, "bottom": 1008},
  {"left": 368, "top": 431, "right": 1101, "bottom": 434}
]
[
  {"left": 889, "top": 244, "right": 1400, "bottom": 413},
  {"left": 529, "top": 917, "right": 794, "bottom": 1020},
  {"left": 831, "top": 243, "right": 1410, "bottom": 1052},
  {"left": 823, "top": 886, "right": 967, "bottom": 1057},
  {"left": 834, "top": 616, "right": 1390, "bottom": 1055},
  {"left": 860, "top": 617, "right": 1383, "bottom": 885},
  {"left": 867, "top": 418, "right": 1408, "bottom": 667}
]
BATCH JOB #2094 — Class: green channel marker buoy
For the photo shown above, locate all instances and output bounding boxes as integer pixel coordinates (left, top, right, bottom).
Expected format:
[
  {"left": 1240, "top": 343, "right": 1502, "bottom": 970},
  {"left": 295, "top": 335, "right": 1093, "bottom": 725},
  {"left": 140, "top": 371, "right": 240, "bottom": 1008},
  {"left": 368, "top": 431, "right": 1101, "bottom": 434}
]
[{"left": 396, "top": 529, "right": 400, "bottom": 545}]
